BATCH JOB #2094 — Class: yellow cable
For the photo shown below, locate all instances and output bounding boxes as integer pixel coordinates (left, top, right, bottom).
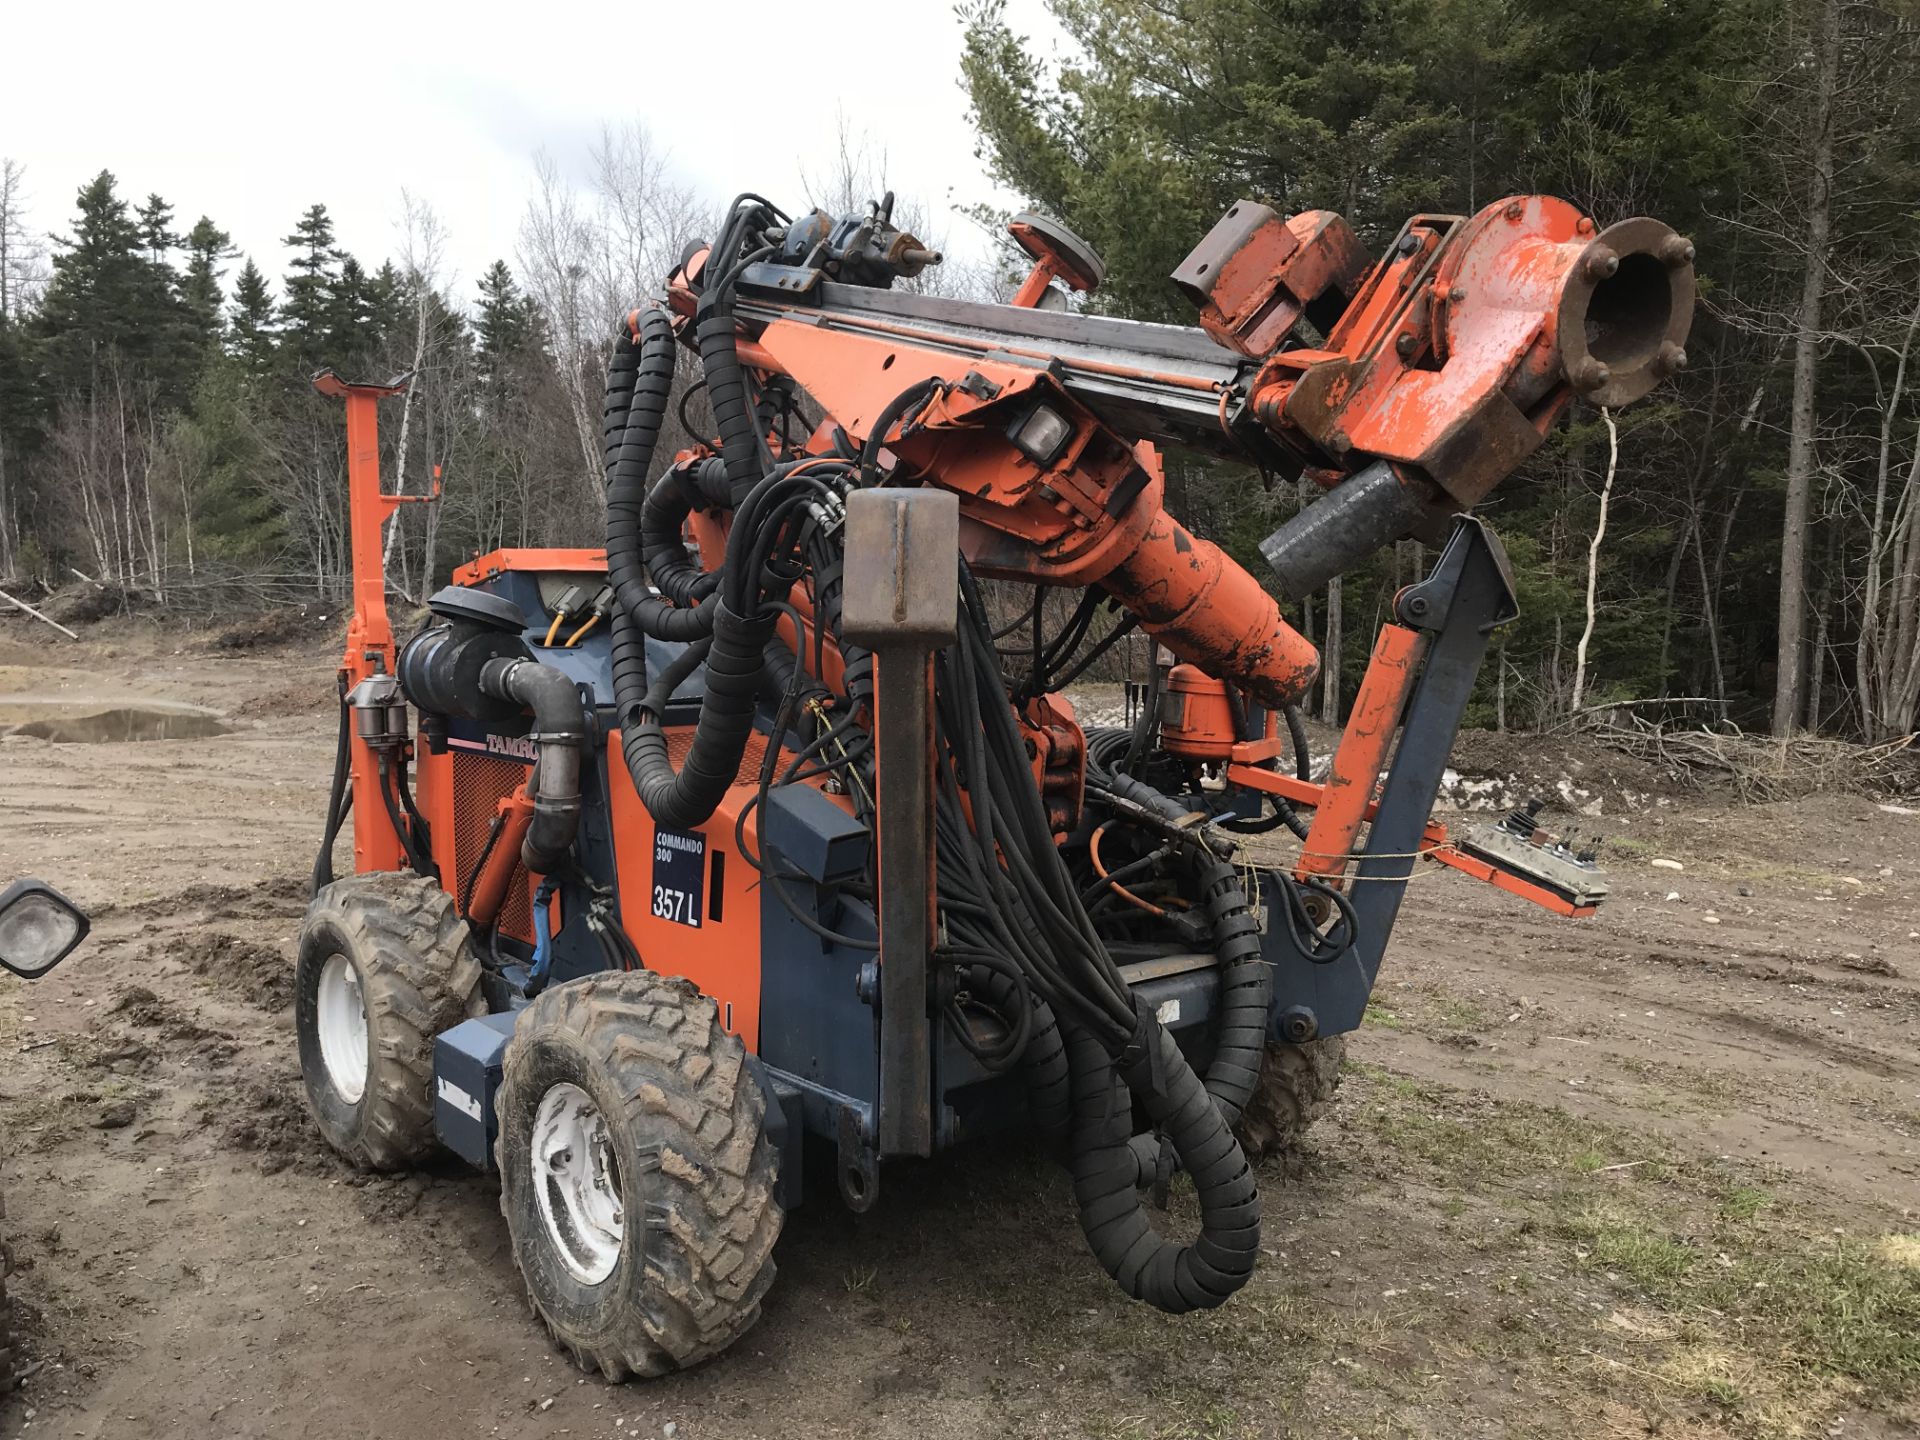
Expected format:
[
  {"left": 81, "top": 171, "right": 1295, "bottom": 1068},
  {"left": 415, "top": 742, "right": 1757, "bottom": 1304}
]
[
  {"left": 565, "top": 613, "right": 601, "bottom": 647},
  {"left": 543, "top": 612, "right": 565, "bottom": 646}
]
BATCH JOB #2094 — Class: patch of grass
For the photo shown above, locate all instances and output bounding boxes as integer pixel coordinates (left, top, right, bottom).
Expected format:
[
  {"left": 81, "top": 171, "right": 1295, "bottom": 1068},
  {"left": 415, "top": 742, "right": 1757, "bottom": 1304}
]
[
  {"left": 1879, "top": 1234, "right": 1920, "bottom": 1272},
  {"left": 1344, "top": 1066, "right": 1654, "bottom": 1191},
  {"left": 1557, "top": 1197, "right": 1920, "bottom": 1405},
  {"left": 1347, "top": 1064, "right": 1920, "bottom": 1428},
  {"left": 1602, "top": 834, "right": 1662, "bottom": 859},
  {"left": 1558, "top": 1200, "right": 1700, "bottom": 1288},
  {"left": 1713, "top": 1236, "right": 1920, "bottom": 1393},
  {"left": 1430, "top": 994, "right": 1491, "bottom": 1030},
  {"left": 1718, "top": 1183, "right": 1773, "bottom": 1225},
  {"left": 1362, "top": 998, "right": 1403, "bottom": 1029}
]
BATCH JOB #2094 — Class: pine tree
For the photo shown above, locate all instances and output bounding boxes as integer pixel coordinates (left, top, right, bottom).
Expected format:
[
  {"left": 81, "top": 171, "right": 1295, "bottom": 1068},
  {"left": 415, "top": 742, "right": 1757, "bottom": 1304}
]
[
  {"left": 475, "top": 259, "right": 535, "bottom": 392},
  {"left": 181, "top": 217, "right": 235, "bottom": 353},
  {"left": 279, "top": 203, "right": 341, "bottom": 372},
  {"left": 135, "top": 193, "right": 178, "bottom": 266},
  {"left": 228, "top": 257, "right": 277, "bottom": 378},
  {"left": 327, "top": 254, "right": 376, "bottom": 368},
  {"left": 365, "top": 260, "right": 406, "bottom": 348},
  {"left": 36, "top": 171, "right": 149, "bottom": 393}
]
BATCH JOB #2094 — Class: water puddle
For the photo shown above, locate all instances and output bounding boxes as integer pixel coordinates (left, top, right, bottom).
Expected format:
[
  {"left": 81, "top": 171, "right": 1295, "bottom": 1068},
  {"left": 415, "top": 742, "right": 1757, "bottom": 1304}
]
[{"left": 1, "top": 704, "right": 233, "bottom": 743}]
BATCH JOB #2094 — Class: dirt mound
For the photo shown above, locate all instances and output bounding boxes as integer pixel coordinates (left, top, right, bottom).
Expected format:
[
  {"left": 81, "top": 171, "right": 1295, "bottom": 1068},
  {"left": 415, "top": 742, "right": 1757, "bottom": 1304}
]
[
  {"left": 166, "top": 932, "right": 295, "bottom": 1012},
  {"left": 1438, "top": 728, "right": 1676, "bottom": 814},
  {"left": 201, "top": 608, "right": 338, "bottom": 653},
  {"left": 107, "top": 985, "right": 226, "bottom": 1049},
  {"left": 40, "top": 583, "right": 139, "bottom": 626},
  {"left": 122, "top": 873, "right": 308, "bottom": 923},
  {"left": 233, "top": 681, "right": 333, "bottom": 719},
  {"left": 203, "top": 1072, "right": 329, "bottom": 1175}
]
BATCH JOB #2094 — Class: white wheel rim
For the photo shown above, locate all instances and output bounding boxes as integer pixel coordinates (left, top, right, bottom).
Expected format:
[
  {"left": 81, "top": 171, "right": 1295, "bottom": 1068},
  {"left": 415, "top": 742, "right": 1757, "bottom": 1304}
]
[
  {"left": 316, "top": 952, "right": 369, "bottom": 1104},
  {"left": 532, "top": 1082, "right": 624, "bottom": 1285}
]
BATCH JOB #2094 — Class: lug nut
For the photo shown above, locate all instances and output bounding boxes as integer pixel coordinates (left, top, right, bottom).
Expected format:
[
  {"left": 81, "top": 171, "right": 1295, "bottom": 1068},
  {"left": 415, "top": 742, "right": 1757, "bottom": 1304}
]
[
  {"left": 1660, "top": 234, "right": 1696, "bottom": 268},
  {"left": 1572, "top": 356, "right": 1612, "bottom": 393},
  {"left": 1584, "top": 247, "right": 1620, "bottom": 281},
  {"left": 1395, "top": 332, "right": 1418, "bottom": 357}
]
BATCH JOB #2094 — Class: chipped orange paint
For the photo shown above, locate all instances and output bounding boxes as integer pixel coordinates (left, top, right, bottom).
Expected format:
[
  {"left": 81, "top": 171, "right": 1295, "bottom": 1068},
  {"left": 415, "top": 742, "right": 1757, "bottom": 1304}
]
[{"left": 1296, "top": 625, "right": 1426, "bottom": 884}]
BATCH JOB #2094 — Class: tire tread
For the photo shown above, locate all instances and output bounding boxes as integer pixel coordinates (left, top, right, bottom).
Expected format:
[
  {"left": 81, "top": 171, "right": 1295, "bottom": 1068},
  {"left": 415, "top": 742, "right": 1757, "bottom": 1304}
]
[
  {"left": 496, "top": 972, "right": 782, "bottom": 1379},
  {"left": 1233, "top": 1035, "right": 1347, "bottom": 1163},
  {"left": 298, "top": 873, "right": 481, "bottom": 1170}
]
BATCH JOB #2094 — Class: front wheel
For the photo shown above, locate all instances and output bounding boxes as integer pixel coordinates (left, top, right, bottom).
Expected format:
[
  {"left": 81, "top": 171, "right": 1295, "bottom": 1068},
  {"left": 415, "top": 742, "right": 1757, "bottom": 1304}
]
[
  {"left": 495, "top": 972, "right": 783, "bottom": 1379},
  {"left": 295, "top": 873, "right": 481, "bottom": 1170}
]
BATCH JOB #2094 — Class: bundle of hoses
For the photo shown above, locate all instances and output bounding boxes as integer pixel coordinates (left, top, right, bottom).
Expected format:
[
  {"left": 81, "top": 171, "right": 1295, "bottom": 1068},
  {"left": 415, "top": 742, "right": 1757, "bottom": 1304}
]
[
  {"left": 934, "top": 567, "right": 1270, "bottom": 1311},
  {"left": 601, "top": 195, "right": 862, "bottom": 833}
]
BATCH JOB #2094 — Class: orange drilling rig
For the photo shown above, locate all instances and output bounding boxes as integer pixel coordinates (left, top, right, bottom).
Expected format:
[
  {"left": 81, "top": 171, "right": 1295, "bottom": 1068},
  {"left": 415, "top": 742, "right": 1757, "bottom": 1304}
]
[{"left": 294, "top": 186, "right": 1693, "bottom": 1376}]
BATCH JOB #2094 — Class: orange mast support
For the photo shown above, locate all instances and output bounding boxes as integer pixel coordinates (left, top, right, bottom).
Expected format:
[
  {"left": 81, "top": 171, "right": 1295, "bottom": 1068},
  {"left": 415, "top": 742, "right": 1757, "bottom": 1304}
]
[{"left": 312, "top": 369, "right": 435, "bottom": 876}]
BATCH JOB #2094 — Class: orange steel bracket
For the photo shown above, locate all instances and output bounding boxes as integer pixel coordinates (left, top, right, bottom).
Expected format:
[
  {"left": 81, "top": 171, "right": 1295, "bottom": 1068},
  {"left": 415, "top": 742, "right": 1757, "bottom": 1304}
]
[
  {"left": 1295, "top": 625, "right": 1426, "bottom": 884},
  {"left": 313, "top": 368, "right": 440, "bottom": 875},
  {"left": 1226, "top": 761, "right": 1594, "bottom": 918}
]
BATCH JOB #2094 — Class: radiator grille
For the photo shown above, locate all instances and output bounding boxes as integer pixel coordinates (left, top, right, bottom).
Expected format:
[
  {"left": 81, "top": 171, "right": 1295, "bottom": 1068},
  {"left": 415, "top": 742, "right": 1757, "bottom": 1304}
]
[{"left": 452, "top": 751, "right": 534, "bottom": 943}]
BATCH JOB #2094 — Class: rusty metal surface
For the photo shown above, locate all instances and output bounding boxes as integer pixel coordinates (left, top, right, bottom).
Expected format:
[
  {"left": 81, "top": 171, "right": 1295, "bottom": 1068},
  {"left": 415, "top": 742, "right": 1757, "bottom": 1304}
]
[
  {"left": 843, "top": 489, "right": 958, "bottom": 1159},
  {"left": 841, "top": 491, "right": 960, "bottom": 646}
]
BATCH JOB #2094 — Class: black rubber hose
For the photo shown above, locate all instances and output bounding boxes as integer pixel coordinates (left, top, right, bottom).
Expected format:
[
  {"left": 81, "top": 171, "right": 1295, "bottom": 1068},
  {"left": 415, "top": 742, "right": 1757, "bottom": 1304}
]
[
  {"left": 479, "top": 658, "right": 588, "bottom": 874},
  {"left": 857, "top": 377, "right": 943, "bottom": 487},
  {"left": 1121, "top": 654, "right": 1162, "bottom": 776},
  {"left": 963, "top": 961, "right": 1069, "bottom": 1141},
  {"left": 1093, "top": 769, "right": 1269, "bottom": 1125},
  {"left": 604, "top": 310, "right": 716, "bottom": 643},
  {"left": 601, "top": 326, "right": 642, "bottom": 479},
  {"left": 1220, "top": 700, "right": 1313, "bottom": 839},
  {"left": 1283, "top": 703, "right": 1312, "bottom": 781},
  {"left": 311, "top": 685, "right": 352, "bottom": 895},
  {"left": 375, "top": 752, "right": 431, "bottom": 878},
  {"left": 394, "top": 755, "right": 436, "bottom": 879},
  {"left": 614, "top": 600, "right": 775, "bottom": 831},
  {"left": 696, "top": 308, "right": 765, "bottom": 503},
  {"left": 1066, "top": 1019, "right": 1261, "bottom": 1312}
]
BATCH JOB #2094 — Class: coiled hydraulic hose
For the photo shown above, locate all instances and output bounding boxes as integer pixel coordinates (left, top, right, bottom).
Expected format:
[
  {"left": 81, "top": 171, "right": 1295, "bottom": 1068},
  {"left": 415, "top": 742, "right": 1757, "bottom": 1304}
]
[
  {"left": 1066, "top": 1020, "right": 1261, "bottom": 1312},
  {"left": 955, "top": 959, "right": 1070, "bottom": 1141},
  {"left": 611, "top": 460, "right": 826, "bottom": 831},
  {"left": 1093, "top": 768, "right": 1269, "bottom": 1125}
]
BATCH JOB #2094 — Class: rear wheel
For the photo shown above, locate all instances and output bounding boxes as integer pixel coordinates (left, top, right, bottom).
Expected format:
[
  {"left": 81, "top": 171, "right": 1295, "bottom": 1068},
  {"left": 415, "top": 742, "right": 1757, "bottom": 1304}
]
[
  {"left": 1234, "top": 1035, "right": 1347, "bottom": 1163},
  {"left": 496, "top": 971, "right": 782, "bottom": 1379},
  {"left": 295, "top": 873, "right": 481, "bottom": 1170}
]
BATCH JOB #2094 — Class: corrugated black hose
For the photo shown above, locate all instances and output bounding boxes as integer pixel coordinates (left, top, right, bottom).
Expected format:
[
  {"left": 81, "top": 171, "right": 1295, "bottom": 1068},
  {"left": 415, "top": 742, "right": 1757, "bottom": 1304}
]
[
  {"left": 605, "top": 308, "right": 716, "bottom": 643},
  {"left": 937, "top": 566, "right": 1264, "bottom": 1311},
  {"left": 310, "top": 679, "right": 352, "bottom": 895},
  {"left": 1066, "top": 1019, "right": 1262, "bottom": 1312}
]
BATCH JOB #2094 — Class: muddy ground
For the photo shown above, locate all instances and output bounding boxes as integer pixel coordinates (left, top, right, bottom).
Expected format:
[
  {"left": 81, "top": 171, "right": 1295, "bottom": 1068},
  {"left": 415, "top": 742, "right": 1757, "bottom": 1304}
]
[{"left": 0, "top": 619, "right": 1914, "bottom": 1440}]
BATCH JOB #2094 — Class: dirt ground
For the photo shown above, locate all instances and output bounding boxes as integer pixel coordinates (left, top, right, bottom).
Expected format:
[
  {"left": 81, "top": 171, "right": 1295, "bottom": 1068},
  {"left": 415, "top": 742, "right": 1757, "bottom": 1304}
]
[{"left": 0, "top": 619, "right": 1915, "bottom": 1440}]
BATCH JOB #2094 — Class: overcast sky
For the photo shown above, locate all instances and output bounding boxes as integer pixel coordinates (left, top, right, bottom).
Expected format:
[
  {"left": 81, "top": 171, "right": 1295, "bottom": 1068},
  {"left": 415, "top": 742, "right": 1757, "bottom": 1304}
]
[{"left": 3, "top": 0, "right": 1068, "bottom": 304}]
